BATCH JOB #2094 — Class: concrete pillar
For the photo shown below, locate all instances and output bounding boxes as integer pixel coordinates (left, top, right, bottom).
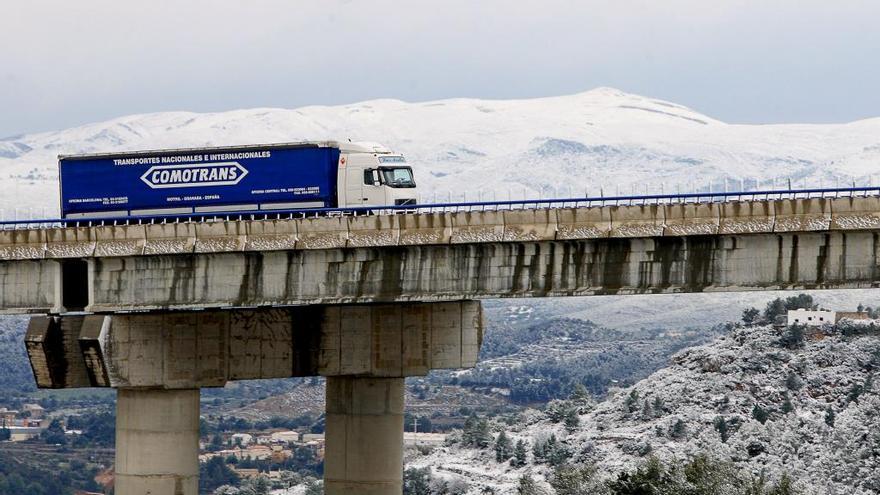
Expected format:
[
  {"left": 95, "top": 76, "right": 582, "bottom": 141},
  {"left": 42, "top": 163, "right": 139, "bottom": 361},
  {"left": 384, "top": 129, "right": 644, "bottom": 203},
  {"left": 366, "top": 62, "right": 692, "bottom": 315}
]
[
  {"left": 115, "top": 388, "right": 200, "bottom": 495},
  {"left": 324, "top": 376, "right": 405, "bottom": 495}
]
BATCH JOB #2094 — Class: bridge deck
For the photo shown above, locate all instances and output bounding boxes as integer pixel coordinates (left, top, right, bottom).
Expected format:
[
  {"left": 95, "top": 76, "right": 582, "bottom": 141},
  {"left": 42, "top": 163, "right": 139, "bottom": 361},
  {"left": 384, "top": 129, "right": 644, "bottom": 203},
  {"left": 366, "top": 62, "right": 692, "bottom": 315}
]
[
  {"left": 1, "top": 196, "right": 879, "bottom": 261},
  {"left": 2, "top": 196, "right": 880, "bottom": 314}
]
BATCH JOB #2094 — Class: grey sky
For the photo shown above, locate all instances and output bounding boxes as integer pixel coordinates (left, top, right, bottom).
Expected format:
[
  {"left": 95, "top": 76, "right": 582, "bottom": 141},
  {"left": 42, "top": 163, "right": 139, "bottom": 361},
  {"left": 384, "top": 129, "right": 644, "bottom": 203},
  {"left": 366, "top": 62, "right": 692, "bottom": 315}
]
[{"left": 2, "top": 0, "right": 880, "bottom": 137}]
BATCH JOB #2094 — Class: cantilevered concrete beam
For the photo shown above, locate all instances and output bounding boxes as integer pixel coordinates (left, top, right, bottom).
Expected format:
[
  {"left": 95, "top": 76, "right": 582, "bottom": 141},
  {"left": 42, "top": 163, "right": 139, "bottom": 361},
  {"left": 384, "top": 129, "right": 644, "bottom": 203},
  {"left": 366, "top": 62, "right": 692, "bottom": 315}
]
[
  {"left": 24, "top": 302, "right": 483, "bottom": 495},
  {"left": 25, "top": 301, "right": 483, "bottom": 389}
]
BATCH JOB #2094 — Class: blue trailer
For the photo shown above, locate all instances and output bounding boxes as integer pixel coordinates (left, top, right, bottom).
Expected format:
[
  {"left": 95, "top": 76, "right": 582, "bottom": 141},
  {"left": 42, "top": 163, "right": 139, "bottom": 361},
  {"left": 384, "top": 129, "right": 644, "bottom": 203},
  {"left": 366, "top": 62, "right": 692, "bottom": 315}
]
[{"left": 58, "top": 141, "right": 418, "bottom": 219}]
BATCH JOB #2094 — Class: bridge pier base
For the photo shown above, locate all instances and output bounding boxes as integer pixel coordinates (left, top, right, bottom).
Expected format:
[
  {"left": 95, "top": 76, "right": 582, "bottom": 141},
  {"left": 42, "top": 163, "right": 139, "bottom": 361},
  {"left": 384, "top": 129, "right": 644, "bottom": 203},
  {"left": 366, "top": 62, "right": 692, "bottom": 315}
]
[
  {"left": 324, "top": 376, "right": 404, "bottom": 495},
  {"left": 115, "top": 388, "right": 200, "bottom": 495}
]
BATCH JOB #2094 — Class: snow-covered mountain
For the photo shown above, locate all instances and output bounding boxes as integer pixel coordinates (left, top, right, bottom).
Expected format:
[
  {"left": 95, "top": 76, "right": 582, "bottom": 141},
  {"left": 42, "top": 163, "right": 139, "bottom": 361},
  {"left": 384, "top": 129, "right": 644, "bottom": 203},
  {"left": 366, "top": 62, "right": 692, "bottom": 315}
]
[
  {"left": 408, "top": 323, "right": 880, "bottom": 495},
  {"left": 3, "top": 87, "right": 880, "bottom": 218}
]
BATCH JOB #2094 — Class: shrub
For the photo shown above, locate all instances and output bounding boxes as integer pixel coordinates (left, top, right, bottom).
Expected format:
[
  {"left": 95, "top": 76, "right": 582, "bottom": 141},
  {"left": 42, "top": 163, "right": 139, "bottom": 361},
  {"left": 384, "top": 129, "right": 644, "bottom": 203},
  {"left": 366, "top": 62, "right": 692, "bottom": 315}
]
[
  {"left": 549, "top": 464, "right": 601, "bottom": 495},
  {"left": 824, "top": 407, "right": 835, "bottom": 427},
  {"left": 752, "top": 404, "right": 769, "bottom": 424},
  {"left": 669, "top": 419, "right": 686, "bottom": 440},
  {"left": 713, "top": 416, "right": 730, "bottom": 443}
]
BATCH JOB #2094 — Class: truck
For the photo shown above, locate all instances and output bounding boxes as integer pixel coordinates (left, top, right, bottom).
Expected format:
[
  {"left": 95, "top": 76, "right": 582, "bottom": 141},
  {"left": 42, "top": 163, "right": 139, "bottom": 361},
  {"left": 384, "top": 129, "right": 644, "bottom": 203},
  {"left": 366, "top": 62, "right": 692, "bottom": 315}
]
[{"left": 58, "top": 141, "right": 418, "bottom": 220}]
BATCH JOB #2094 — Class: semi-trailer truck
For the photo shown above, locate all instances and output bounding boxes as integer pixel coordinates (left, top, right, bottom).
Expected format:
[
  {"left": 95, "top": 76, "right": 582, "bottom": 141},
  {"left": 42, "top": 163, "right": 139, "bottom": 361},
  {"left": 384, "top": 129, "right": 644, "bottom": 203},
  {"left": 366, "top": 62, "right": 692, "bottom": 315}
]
[{"left": 58, "top": 141, "right": 418, "bottom": 219}]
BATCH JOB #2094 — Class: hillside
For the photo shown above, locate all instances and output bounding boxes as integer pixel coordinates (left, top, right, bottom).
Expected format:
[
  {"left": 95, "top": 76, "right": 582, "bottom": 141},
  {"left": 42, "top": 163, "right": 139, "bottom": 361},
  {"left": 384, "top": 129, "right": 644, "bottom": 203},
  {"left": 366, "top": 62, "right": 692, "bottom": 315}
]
[
  {"left": 485, "top": 289, "right": 880, "bottom": 331},
  {"left": 3, "top": 87, "right": 880, "bottom": 217},
  {"left": 407, "top": 323, "right": 880, "bottom": 495}
]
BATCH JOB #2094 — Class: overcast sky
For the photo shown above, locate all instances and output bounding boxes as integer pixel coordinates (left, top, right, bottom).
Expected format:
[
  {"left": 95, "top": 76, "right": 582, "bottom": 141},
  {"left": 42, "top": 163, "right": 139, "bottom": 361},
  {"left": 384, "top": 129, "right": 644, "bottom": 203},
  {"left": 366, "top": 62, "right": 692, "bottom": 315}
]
[{"left": 2, "top": 0, "right": 880, "bottom": 137}]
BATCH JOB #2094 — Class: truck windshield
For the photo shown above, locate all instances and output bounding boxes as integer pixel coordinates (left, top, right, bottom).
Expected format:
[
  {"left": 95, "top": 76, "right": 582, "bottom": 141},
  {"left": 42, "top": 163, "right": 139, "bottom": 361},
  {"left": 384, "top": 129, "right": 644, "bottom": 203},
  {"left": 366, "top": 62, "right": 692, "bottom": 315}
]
[{"left": 379, "top": 167, "right": 416, "bottom": 188}]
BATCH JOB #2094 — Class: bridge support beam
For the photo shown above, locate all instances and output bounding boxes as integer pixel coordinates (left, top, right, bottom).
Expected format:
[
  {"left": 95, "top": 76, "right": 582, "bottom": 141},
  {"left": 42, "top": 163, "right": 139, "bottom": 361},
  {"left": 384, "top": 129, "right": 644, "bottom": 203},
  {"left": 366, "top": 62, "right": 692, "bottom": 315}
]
[
  {"left": 324, "top": 376, "right": 404, "bottom": 495},
  {"left": 115, "top": 388, "right": 200, "bottom": 495},
  {"left": 24, "top": 300, "right": 483, "bottom": 495}
]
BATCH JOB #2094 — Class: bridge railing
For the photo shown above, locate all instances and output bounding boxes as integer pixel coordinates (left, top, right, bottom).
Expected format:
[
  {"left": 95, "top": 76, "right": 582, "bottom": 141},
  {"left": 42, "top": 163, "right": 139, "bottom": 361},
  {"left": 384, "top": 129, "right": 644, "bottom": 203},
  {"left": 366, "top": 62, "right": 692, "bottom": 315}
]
[{"left": 3, "top": 186, "right": 880, "bottom": 230}]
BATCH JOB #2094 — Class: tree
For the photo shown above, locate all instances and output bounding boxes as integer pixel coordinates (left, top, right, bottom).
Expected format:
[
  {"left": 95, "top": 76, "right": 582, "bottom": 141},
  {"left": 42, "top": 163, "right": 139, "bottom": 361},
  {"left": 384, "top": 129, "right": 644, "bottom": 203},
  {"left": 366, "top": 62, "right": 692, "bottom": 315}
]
[
  {"left": 781, "top": 394, "right": 794, "bottom": 414},
  {"left": 778, "top": 325, "right": 805, "bottom": 349},
  {"left": 752, "top": 404, "right": 769, "bottom": 424},
  {"left": 545, "top": 400, "right": 573, "bottom": 423},
  {"left": 641, "top": 399, "right": 652, "bottom": 419},
  {"left": 652, "top": 396, "right": 664, "bottom": 417},
  {"left": 763, "top": 298, "right": 788, "bottom": 323},
  {"left": 625, "top": 389, "right": 640, "bottom": 414},
  {"left": 210, "top": 433, "right": 224, "bottom": 449},
  {"left": 199, "top": 457, "right": 240, "bottom": 494},
  {"left": 846, "top": 383, "right": 864, "bottom": 404},
  {"left": 511, "top": 439, "right": 528, "bottom": 467},
  {"left": 570, "top": 383, "right": 590, "bottom": 403},
  {"left": 248, "top": 476, "right": 271, "bottom": 495},
  {"left": 669, "top": 419, "right": 686, "bottom": 440},
  {"left": 403, "top": 467, "right": 432, "bottom": 495},
  {"left": 517, "top": 473, "right": 542, "bottom": 495},
  {"left": 494, "top": 430, "right": 513, "bottom": 463},
  {"left": 533, "top": 435, "right": 570, "bottom": 465},
  {"left": 549, "top": 464, "right": 599, "bottom": 495},
  {"left": 607, "top": 457, "right": 677, "bottom": 494},
  {"left": 763, "top": 294, "right": 816, "bottom": 324},
  {"left": 462, "top": 414, "right": 491, "bottom": 449},
  {"left": 785, "top": 294, "right": 816, "bottom": 311},
  {"left": 713, "top": 416, "right": 730, "bottom": 443},
  {"left": 768, "top": 473, "right": 797, "bottom": 495},
  {"left": 563, "top": 407, "right": 580, "bottom": 432},
  {"left": 824, "top": 407, "right": 835, "bottom": 427},
  {"left": 742, "top": 307, "right": 761, "bottom": 326},
  {"left": 785, "top": 372, "right": 803, "bottom": 391},
  {"left": 41, "top": 419, "right": 66, "bottom": 446},
  {"left": 536, "top": 434, "right": 572, "bottom": 467}
]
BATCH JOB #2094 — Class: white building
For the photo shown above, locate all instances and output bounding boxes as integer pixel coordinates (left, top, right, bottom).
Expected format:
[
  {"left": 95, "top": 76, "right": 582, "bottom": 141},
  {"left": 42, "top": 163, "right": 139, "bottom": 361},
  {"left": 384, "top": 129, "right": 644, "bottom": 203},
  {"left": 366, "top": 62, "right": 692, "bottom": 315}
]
[
  {"left": 22, "top": 404, "right": 45, "bottom": 419},
  {"left": 787, "top": 309, "right": 835, "bottom": 326},
  {"left": 230, "top": 433, "right": 253, "bottom": 447},
  {"left": 270, "top": 431, "right": 300, "bottom": 443},
  {"left": 403, "top": 432, "right": 446, "bottom": 447},
  {"left": 240, "top": 445, "right": 272, "bottom": 460},
  {"left": 302, "top": 433, "right": 324, "bottom": 443},
  {"left": 6, "top": 426, "right": 42, "bottom": 442}
]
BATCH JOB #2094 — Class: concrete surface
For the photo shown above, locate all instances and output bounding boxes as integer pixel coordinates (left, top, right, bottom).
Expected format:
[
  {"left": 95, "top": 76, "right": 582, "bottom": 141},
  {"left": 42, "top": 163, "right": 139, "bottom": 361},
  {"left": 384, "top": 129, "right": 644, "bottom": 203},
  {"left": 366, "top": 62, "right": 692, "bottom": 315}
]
[
  {"left": 75, "top": 231, "right": 880, "bottom": 312},
  {"left": 324, "top": 376, "right": 404, "bottom": 495},
  {"left": 26, "top": 301, "right": 483, "bottom": 389},
  {"left": 3, "top": 198, "right": 880, "bottom": 262},
  {"left": 5, "top": 198, "right": 880, "bottom": 313},
  {"left": 115, "top": 388, "right": 200, "bottom": 495}
]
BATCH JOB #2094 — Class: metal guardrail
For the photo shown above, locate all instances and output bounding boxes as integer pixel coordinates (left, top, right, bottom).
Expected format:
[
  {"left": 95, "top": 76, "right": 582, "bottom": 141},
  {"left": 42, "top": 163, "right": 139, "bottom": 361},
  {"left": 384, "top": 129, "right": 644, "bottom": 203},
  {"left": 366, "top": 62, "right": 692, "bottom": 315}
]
[{"left": 2, "top": 186, "right": 880, "bottom": 230}]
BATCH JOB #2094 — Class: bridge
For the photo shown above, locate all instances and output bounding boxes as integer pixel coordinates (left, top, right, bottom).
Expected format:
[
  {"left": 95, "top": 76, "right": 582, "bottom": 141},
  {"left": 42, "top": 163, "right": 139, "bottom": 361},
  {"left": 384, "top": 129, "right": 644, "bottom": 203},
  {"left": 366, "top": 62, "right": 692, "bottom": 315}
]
[{"left": 4, "top": 187, "right": 880, "bottom": 494}]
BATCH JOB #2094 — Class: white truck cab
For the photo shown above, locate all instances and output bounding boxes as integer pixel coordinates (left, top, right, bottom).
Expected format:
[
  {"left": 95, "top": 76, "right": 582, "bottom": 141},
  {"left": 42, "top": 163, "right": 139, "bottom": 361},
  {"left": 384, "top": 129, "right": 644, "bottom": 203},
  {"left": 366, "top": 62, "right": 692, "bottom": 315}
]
[{"left": 336, "top": 141, "right": 418, "bottom": 208}]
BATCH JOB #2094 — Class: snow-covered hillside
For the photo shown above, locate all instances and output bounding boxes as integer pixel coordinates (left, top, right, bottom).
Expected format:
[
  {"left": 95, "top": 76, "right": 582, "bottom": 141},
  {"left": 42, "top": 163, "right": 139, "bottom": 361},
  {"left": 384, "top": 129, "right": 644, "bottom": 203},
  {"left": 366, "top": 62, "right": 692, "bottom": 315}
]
[
  {"left": 408, "top": 324, "right": 880, "bottom": 494},
  {"left": 488, "top": 289, "right": 880, "bottom": 331},
  {"left": 3, "top": 87, "right": 880, "bottom": 217}
]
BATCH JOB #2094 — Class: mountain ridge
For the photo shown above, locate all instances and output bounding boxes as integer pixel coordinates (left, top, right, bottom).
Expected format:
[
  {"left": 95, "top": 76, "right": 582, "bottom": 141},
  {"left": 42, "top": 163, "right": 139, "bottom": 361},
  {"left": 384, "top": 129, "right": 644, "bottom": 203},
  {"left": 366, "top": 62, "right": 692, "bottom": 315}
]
[{"left": 3, "top": 87, "right": 880, "bottom": 217}]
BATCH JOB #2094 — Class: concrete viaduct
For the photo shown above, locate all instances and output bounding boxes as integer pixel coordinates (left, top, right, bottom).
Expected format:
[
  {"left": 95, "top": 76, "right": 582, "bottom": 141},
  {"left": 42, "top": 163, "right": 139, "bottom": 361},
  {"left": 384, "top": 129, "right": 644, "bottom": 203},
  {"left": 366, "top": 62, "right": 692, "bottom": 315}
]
[{"left": 4, "top": 195, "right": 880, "bottom": 494}]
